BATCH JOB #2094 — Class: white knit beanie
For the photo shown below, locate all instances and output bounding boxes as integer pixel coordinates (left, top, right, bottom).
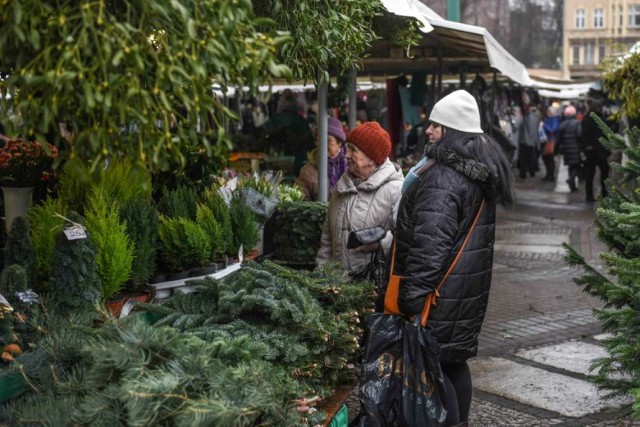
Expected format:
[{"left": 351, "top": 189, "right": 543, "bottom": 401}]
[{"left": 429, "top": 90, "right": 483, "bottom": 133}]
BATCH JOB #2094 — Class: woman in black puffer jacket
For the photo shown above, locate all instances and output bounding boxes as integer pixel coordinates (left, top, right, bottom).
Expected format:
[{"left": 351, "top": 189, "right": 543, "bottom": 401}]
[
  {"left": 555, "top": 105, "right": 582, "bottom": 192},
  {"left": 394, "top": 90, "right": 515, "bottom": 427}
]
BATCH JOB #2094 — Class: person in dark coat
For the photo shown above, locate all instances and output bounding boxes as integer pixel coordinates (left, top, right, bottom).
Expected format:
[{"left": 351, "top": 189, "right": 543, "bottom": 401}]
[
  {"left": 393, "top": 90, "right": 515, "bottom": 427},
  {"left": 580, "top": 99, "right": 612, "bottom": 202},
  {"left": 555, "top": 105, "right": 582, "bottom": 192}
]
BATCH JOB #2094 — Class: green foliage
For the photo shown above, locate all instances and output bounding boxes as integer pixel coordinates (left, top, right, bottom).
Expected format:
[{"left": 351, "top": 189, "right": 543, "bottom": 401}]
[
  {"left": 158, "top": 217, "right": 211, "bottom": 271},
  {"left": 257, "top": 0, "right": 380, "bottom": 80},
  {"left": 602, "top": 51, "right": 640, "bottom": 119},
  {"left": 272, "top": 202, "right": 327, "bottom": 263},
  {"left": 4, "top": 216, "right": 35, "bottom": 285},
  {"left": 196, "top": 204, "right": 225, "bottom": 263},
  {"left": 564, "top": 120, "right": 640, "bottom": 414},
  {"left": 0, "top": 0, "right": 290, "bottom": 171},
  {"left": 0, "top": 264, "right": 28, "bottom": 304},
  {"left": 230, "top": 196, "right": 259, "bottom": 256},
  {"left": 1, "top": 314, "right": 306, "bottom": 426},
  {"left": 159, "top": 186, "right": 198, "bottom": 220},
  {"left": 56, "top": 158, "right": 92, "bottom": 214},
  {"left": 142, "top": 260, "right": 376, "bottom": 396},
  {"left": 84, "top": 190, "right": 134, "bottom": 299},
  {"left": 28, "top": 198, "right": 66, "bottom": 289},
  {"left": 120, "top": 198, "right": 159, "bottom": 287},
  {"left": 49, "top": 213, "right": 102, "bottom": 312},
  {"left": 202, "top": 187, "right": 234, "bottom": 256},
  {"left": 95, "top": 158, "right": 152, "bottom": 204}
]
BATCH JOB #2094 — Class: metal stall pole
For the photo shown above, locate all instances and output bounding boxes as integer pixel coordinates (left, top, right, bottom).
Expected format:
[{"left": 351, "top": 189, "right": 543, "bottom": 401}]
[
  {"left": 348, "top": 69, "right": 357, "bottom": 131},
  {"left": 317, "top": 71, "right": 329, "bottom": 202}
]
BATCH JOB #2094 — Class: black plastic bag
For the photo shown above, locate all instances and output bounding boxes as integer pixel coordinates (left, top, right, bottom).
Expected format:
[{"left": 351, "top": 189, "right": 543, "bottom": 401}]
[{"left": 357, "top": 313, "right": 447, "bottom": 427}]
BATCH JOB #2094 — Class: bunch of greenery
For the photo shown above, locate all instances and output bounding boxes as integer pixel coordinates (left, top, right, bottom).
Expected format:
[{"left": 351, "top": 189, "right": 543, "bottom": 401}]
[
  {"left": 55, "top": 158, "right": 93, "bottom": 214},
  {"left": 564, "top": 115, "right": 640, "bottom": 415},
  {"left": 1, "top": 313, "right": 307, "bottom": 426},
  {"left": 85, "top": 189, "right": 134, "bottom": 299},
  {"left": 202, "top": 187, "right": 234, "bottom": 256},
  {"left": 230, "top": 196, "right": 260, "bottom": 256},
  {"left": 0, "top": 0, "right": 290, "bottom": 171},
  {"left": 158, "top": 217, "right": 211, "bottom": 272},
  {"left": 49, "top": 213, "right": 102, "bottom": 313},
  {"left": 602, "top": 50, "right": 640, "bottom": 119},
  {"left": 254, "top": 0, "right": 380, "bottom": 81},
  {"left": 278, "top": 183, "right": 304, "bottom": 203},
  {"left": 120, "top": 198, "right": 159, "bottom": 288},
  {"left": 4, "top": 216, "right": 35, "bottom": 285},
  {"left": 159, "top": 186, "right": 198, "bottom": 220},
  {"left": 271, "top": 202, "right": 328, "bottom": 263},
  {"left": 28, "top": 199, "right": 66, "bottom": 289},
  {"left": 141, "top": 260, "right": 375, "bottom": 396}
]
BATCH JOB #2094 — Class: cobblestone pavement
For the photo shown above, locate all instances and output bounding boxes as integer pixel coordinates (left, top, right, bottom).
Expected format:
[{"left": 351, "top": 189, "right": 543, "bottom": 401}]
[{"left": 346, "top": 177, "right": 639, "bottom": 426}]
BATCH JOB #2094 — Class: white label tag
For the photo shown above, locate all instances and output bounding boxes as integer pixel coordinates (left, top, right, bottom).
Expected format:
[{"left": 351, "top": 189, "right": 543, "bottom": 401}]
[
  {"left": 238, "top": 244, "right": 244, "bottom": 263},
  {"left": 64, "top": 226, "right": 87, "bottom": 240}
]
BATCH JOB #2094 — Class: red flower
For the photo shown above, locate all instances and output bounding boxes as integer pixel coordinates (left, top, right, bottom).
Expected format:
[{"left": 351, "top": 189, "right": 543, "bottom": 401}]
[{"left": 0, "top": 139, "right": 58, "bottom": 187}]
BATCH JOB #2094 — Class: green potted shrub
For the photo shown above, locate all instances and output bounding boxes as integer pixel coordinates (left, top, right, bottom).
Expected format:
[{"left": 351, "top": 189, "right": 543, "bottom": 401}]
[
  {"left": 4, "top": 216, "right": 35, "bottom": 286},
  {"left": 84, "top": 189, "right": 134, "bottom": 301},
  {"left": 158, "top": 217, "right": 211, "bottom": 278},
  {"left": 202, "top": 186, "right": 234, "bottom": 261},
  {"left": 120, "top": 198, "right": 159, "bottom": 287},
  {"left": 159, "top": 186, "right": 198, "bottom": 220},
  {"left": 28, "top": 198, "right": 66, "bottom": 291},
  {"left": 195, "top": 204, "right": 225, "bottom": 273},
  {"left": 229, "top": 196, "right": 260, "bottom": 258},
  {"left": 49, "top": 212, "right": 102, "bottom": 313}
]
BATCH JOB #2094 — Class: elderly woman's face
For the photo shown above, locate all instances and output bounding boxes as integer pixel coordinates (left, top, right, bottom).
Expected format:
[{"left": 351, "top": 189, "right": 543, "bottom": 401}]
[{"left": 345, "top": 142, "right": 376, "bottom": 179}]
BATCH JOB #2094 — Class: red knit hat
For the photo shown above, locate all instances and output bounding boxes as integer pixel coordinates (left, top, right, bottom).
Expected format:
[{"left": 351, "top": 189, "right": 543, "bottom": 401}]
[{"left": 346, "top": 122, "right": 391, "bottom": 164}]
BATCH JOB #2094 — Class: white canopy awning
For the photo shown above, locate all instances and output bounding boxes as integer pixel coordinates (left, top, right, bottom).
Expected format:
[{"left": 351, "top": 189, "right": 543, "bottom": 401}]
[
  {"left": 363, "top": 3, "right": 532, "bottom": 87},
  {"left": 381, "top": 0, "right": 434, "bottom": 34}
]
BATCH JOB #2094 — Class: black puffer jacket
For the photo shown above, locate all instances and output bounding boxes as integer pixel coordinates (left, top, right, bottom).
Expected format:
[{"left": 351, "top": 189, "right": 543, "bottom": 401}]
[
  {"left": 395, "top": 146, "right": 496, "bottom": 363},
  {"left": 556, "top": 117, "right": 582, "bottom": 166}
]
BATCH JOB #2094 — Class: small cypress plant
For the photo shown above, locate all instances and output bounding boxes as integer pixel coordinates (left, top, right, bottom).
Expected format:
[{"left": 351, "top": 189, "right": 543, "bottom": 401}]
[
  {"left": 120, "top": 198, "right": 159, "bottom": 287},
  {"left": 196, "top": 204, "right": 225, "bottom": 263},
  {"left": 0, "top": 264, "right": 28, "bottom": 305},
  {"left": 229, "top": 196, "right": 259, "bottom": 256},
  {"left": 49, "top": 212, "right": 102, "bottom": 312},
  {"left": 158, "top": 217, "right": 211, "bottom": 271},
  {"left": 28, "top": 198, "right": 66, "bottom": 289},
  {"left": 159, "top": 186, "right": 198, "bottom": 220},
  {"left": 85, "top": 189, "right": 134, "bottom": 299},
  {"left": 4, "top": 216, "right": 35, "bottom": 285},
  {"left": 202, "top": 186, "right": 234, "bottom": 256}
]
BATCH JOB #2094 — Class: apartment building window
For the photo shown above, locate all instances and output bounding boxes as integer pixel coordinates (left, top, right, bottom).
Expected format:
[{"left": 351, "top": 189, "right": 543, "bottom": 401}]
[
  {"left": 629, "top": 5, "right": 640, "bottom": 27},
  {"left": 573, "top": 45, "right": 580, "bottom": 65},
  {"left": 576, "top": 9, "right": 585, "bottom": 28},
  {"left": 594, "top": 8, "right": 604, "bottom": 28},
  {"left": 599, "top": 43, "right": 606, "bottom": 62},
  {"left": 585, "top": 43, "right": 595, "bottom": 64},
  {"left": 620, "top": 6, "right": 624, "bottom": 26}
]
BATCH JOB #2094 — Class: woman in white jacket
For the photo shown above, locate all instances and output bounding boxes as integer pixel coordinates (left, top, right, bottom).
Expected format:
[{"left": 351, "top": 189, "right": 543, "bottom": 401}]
[{"left": 316, "top": 121, "right": 404, "bottom": 273}]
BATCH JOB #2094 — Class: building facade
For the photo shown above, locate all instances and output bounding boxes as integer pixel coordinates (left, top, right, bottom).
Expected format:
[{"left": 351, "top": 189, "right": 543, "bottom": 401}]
[{"left": 564, "top": 0, "right": 640, "bottom": 79}]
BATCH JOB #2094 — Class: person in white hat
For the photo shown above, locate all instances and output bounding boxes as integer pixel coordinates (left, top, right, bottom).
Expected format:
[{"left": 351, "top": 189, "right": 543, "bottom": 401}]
[{"left": 390, "top": 89, "right": 515, "bottom": 427}]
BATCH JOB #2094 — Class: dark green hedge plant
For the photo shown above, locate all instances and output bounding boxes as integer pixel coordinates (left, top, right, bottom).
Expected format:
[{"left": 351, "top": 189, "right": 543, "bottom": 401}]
[
  {"left": 4, "top": 216, "right": 35, "bottom": 285},
  {"left": 120, "top": 198, "right": 159, "bottom": 288}
]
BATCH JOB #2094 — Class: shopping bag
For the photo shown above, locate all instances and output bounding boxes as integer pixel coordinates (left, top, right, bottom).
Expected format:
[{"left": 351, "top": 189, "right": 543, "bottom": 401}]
[
  {"left": 357, "top": 313, "right": 447, "bottom": 426},
  {"left": 543, "top": 140, "right": 556, "bottom": 157}
]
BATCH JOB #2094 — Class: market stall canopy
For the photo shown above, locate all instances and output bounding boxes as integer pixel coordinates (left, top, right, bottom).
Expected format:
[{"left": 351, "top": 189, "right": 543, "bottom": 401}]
[
  {"left": 533, "top": 80, "right": 600, "bottom": 100},
  {"left": 380, "top": 0, "right": 434, "bottom": 34},
  {"left": 363, "top": 4, "right": 532, "bottom": 87}
]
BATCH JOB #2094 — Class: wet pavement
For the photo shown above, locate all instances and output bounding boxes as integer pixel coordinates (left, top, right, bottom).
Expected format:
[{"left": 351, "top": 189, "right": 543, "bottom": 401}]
[{"left": 347, "top": 173, "right": 640, "bottom": 426}]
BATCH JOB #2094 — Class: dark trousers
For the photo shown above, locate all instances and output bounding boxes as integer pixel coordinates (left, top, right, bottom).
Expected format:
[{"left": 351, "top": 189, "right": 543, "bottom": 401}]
[
  {"left": 542, "top": 154, "right": 555, "bottom": 179},
  {"left": 584, "top": 155, "right": 610, "bottom": 200},
  {"left": 442, "top": 361, "right": 473, "bottom": 426},
  {"left": 567, "top": 164, "right": 581, "bottom": 191},
  {"left": 518, "top": 145, "right": 537, "bottom": 179}
]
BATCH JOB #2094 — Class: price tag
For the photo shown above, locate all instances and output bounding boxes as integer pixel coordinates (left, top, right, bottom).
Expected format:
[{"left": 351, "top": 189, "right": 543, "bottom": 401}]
[
  {"left": 238, "top": 244, "right": 244, "bottom": 264},
  {"left": 64, "top": 225, "right": 87, "bottom": 240}
]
